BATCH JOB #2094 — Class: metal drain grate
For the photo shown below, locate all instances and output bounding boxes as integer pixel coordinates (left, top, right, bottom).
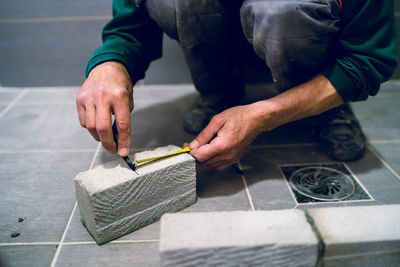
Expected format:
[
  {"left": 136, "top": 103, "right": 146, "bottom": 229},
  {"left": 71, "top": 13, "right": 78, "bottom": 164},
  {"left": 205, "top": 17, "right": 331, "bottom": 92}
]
[
  {"left": 281, "top": 163, "right": 371, "bottom": 203},
  {"left": 289, "top": 167, "right": 355, "bottom": 201}
]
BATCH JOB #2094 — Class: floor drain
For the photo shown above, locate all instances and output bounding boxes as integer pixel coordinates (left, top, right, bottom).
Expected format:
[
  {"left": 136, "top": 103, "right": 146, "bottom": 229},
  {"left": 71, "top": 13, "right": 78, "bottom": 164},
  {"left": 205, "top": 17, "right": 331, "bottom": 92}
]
[
  {"left": 281, "top": 163, "right": 371, "bottom": 203},
  {"left": 289, "top": 167, "right": 355, "bottom": 201}
]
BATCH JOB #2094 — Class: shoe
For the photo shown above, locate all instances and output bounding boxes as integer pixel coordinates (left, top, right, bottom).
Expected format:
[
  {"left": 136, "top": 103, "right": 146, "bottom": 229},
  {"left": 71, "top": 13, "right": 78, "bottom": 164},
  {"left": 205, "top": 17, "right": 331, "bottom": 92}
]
[
  {"left": 183, "top": 96, "right": 224, "bottom": 134},
  {"left": 316, "top": 104, "right": 366, "bottom": 161}
]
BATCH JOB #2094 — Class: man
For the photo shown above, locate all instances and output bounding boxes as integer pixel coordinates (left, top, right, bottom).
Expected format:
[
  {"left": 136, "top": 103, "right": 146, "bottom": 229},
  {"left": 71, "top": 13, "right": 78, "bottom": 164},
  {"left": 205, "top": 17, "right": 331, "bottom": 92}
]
[{"left": 76, "top": 0, "right": 398, "bottom": 170}]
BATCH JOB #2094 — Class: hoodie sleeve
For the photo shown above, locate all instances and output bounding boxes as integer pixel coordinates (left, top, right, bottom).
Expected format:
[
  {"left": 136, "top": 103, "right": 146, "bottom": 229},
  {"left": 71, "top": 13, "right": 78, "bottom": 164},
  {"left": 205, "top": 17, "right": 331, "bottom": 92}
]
[
  {"left": 86, "top": 0, "right": 163, "bottom": 83},
  {"left": 321, "top": 0, "right": 398, "bottom": 102}
]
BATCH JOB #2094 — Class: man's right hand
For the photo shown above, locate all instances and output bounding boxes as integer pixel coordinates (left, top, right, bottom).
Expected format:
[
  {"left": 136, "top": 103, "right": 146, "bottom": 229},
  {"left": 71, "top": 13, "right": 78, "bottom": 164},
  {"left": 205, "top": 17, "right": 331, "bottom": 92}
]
[{"left": 76, "top": 61, "right": 134, "bottom": 156}]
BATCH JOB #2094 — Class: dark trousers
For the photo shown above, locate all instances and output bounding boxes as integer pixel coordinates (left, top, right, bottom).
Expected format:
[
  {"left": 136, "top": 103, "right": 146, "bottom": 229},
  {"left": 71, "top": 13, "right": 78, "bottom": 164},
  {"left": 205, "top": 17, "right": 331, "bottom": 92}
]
[{"left": 144, "top": 0, "right": 341, "bottom": 106}]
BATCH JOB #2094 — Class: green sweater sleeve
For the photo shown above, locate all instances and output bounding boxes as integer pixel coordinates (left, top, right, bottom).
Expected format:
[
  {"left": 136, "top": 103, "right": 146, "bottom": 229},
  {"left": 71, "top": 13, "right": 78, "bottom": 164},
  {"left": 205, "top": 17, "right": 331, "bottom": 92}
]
[
  {"left": 85, "top": 0, "right": 162, "bottom": 83},
  {"left": 321, "top": 0, "right": 398, "bottom": 102}
]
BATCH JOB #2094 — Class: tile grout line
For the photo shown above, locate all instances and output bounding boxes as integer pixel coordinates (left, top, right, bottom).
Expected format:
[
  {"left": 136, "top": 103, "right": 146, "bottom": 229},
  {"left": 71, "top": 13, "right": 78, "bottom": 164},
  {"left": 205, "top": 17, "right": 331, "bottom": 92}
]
[
  {"left": 0, "top": 239, "right": 159, "bottom": 247},
  {"left": 63, "top": 240, "right": 159, "bottom": 246},
  {"left": 0, "top": 15, "right": 112, "bottom": 24},
  {"left": 0, "top": 149, "right": 97, "bottom": 154},
  {"left": 367, "top": 144, "right": 400, "bottom": 181},
  {"left": 50, "top": 143, "right": 102, "bottom": 267},
  {"left": 238, "top": 162, "right": 255, "bottom": 211},
  {"left": 0, "top": 89, "right": 27, "bottom": 118},
  {"left": 0, "top": 242, "right": 59, "bottom": 246}
]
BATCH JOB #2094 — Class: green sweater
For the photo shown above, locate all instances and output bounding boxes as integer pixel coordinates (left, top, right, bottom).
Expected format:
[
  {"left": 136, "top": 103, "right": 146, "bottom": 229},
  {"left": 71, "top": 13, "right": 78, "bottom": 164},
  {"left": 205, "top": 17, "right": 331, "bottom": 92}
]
[{"left": 86, "top": 0, "right": 398, "bottom": 102}]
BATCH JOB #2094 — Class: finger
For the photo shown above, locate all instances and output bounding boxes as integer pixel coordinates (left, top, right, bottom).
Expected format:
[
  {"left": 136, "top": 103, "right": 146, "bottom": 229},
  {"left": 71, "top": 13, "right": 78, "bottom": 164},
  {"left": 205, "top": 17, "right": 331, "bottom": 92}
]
[
  {"left": 189, "top": 115, "right": 224, "bottom": 149},
  {"left": 96, "top": 106, "right": 116, "bottom": 154},
  {"left": 76, "top": 102, "right": 86, "bottom": 128},
  {"left": 85, "top": 104, "right": 100, "bottom": 141},
  {"left": 190, "top": 136, "right": 225, "bottom": 163},
  {"left": 114, "top": 103, "right": 131, "bottom": 157}
]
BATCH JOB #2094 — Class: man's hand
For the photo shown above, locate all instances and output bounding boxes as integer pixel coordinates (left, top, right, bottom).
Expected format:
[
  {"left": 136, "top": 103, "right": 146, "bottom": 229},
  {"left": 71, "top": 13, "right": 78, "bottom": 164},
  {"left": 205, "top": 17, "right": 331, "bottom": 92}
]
[
  {"left": 76, "top": 61, "right": 134, "bottom": 156},
  {"left": 189, "top": 75, "right": 344, "bottom": 171},
  {"left": 189, "top": 104, "right": 267, "bottom": 171}
]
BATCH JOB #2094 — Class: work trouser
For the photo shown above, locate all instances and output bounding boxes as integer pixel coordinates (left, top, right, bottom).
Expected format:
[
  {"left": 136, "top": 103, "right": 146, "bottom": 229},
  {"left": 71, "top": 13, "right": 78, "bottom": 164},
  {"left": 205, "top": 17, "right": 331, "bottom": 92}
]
[{"left": 142, "top": 0, "right": 341, "bottom": 105}]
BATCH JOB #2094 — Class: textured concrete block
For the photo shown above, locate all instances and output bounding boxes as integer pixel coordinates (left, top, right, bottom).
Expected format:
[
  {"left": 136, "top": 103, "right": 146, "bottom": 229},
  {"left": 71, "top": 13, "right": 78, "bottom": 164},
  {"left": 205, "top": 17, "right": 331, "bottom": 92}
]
[
  {"left": 307, "top": 205, "right": 400, "bottom": 267},
  {"left": 160, "top": 210, "right": 319, "bottom": 267},
  {"left": 74, "top": 145, "right": 196, "bottom": 245}
]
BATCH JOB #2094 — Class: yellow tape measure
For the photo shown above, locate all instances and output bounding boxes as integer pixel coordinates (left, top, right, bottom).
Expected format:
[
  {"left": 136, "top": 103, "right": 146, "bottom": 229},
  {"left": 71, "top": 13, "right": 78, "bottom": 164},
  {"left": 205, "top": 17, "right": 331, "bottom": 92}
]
[{"left": 136, "top": 147, "right": 191, "bottom": 164}]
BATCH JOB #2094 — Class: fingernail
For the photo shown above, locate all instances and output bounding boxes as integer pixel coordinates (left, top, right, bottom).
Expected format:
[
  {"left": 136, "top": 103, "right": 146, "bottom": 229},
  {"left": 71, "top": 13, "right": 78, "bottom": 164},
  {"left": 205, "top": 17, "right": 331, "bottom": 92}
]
[
  {"left": 189, "top": 140, "right": 199, "bottom": 149},
  {"left": 119, "top": 147, "right": 128, "bottom": 156}
]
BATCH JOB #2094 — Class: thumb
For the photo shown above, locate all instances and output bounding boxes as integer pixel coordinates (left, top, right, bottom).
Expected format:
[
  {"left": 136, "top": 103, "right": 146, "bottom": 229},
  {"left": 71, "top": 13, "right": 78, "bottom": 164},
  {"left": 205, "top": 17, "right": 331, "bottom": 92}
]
[{"left": 190, "top": 116, "right": 224, "bottom": 149}]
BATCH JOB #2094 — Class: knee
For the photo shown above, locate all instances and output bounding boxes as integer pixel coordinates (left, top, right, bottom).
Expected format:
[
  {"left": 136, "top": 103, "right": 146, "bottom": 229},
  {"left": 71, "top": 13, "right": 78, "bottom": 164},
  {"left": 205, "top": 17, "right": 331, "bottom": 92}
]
[{"left": 145, "top": 0, "right": 178, "bottom": 40}]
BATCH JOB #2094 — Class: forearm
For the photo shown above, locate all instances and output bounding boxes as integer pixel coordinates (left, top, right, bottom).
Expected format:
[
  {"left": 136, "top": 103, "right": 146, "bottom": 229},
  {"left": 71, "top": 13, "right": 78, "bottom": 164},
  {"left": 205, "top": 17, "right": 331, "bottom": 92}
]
[{"left": 252, "top": 74, "right": 344, "bottom": 132}]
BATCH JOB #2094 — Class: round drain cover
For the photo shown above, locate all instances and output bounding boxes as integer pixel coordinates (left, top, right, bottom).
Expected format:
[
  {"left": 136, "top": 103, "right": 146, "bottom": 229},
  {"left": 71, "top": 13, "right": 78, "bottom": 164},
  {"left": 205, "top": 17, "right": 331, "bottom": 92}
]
[{"left": 289, "top": 166, "right": 355, "bottom": 201}]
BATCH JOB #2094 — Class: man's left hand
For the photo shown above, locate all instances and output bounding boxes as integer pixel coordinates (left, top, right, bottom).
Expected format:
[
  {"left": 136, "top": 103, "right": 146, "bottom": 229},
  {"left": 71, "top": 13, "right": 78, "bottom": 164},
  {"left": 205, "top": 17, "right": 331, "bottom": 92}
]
[{"left": 189, "top": 104, "right": 266, "bottom": 171}]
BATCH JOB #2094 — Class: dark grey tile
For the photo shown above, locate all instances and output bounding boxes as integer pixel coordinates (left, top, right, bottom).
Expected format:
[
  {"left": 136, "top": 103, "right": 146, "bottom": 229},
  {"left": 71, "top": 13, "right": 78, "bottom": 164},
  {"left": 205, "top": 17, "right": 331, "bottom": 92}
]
[
  {"left": 184, "top": 165, "right": 251, "bottom": 212},
  {"left": 55, "top": 242, "right": 159, "bottom": 267},
  {"left": 144, "top": 36, "right": 192, "bottom": 85},
  {"left": 352, "top": 97, "right": 400, "bottom": 141},
  {"left": 0, "top": 104, "right": 98, "bottom": 150},
  {"left": 0, "top": 245, "right": 57, "bottom": 267},
  {"left": 346, "top": 148, "right": 400, "bottom": 204},
  {"left": 0, "top": 0, "right": 111, "bottom": 18},
  {"left": 65, "top": 206, "right": 160, "bottom": 242},
  {"left": 19, "top": 88, "right": 79, "bottom": 104},
  {"left": 369, "top": 143, "right": 400, "bottom": 175},
  {"left": 0, "top": 90, "right": 21, "bottom": 102},
  {"left": 0, "top": 152, "right": 93, "bottom": 242},
  {"left": 0, "top": 20, "right": 104, "bottom": 87}
]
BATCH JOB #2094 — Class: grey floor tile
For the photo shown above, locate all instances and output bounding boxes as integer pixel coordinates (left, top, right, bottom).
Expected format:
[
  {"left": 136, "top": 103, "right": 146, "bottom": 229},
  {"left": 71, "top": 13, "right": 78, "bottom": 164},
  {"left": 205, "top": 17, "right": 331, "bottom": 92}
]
[
  {"left": 369, "top": 143, "right": 400, "bottom": 175},
  {"left": 0, "top": 104, "right": 98, "bottom": 150},
  {"left": 19, "top": 88, "right": 79, "bottom": 104},
  {"left": 55, "top": 242, "right": 160, "bottom": 267},
  {"left": 133, "top": 84, "right": 195, "bottom": 102},
  {"left": 352, "top": 97, "right": 400, "bottom": 141},
  {"left": 0, "top": 152, "right": 93, "bottom": 242},
  {"left": 0, "top": 90, "right": 20, "bottom": 102},
  {"left": 184, "top": 165, "right": 251, "bottom": 212},
  {"left": 0, "top": 104, "right": 8, "bottom": 113},
  {"left": 0, "top": 0, "right": 111, "bottom": 18},
  {"left": 0, "top": 20, "right": 104, "bottom": 87},
  {"left": 0, "top": 245, "right": 57, "bottom": 267},
  {"left": 65, "top": 206, "right": 160, "bottom": 242},
  {"left": 346, "top": 148, "right": 400, "bottom": 204},
  {"left": 380, "top": 80, "right": 400, "bottom": 92}
]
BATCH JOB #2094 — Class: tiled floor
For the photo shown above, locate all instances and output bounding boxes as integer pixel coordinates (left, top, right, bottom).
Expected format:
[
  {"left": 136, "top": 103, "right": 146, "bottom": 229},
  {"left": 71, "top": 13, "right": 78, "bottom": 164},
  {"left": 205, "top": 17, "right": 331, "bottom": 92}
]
[{"left": 0, "top": 81, "right": 400, "bottom": 267}]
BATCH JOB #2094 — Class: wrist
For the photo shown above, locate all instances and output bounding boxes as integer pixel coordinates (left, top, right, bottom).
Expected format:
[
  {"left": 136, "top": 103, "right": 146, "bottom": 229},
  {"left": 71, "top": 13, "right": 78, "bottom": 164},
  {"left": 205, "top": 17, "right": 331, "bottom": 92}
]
[{"left": 247, "top": 101, "right": 280, "bottom": 133}]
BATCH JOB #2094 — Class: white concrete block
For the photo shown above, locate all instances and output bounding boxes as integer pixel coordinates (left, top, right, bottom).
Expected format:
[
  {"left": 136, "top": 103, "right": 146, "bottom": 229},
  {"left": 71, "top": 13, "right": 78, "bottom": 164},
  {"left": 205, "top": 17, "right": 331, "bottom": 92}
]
[
  {"left": 74, "top": 145, "right": 196, "bottom": 245},
  {"left": 307, "top": 205, "right": 400, "bottom": 267},
  {"left": 160, "top": 210, "right": 319, "bottom": 267}
]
